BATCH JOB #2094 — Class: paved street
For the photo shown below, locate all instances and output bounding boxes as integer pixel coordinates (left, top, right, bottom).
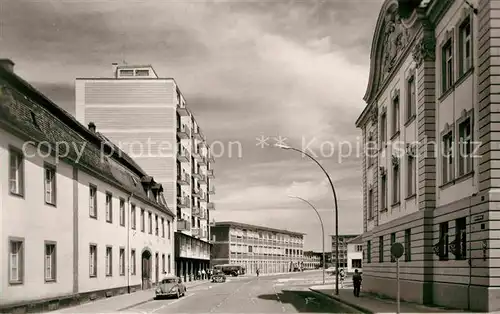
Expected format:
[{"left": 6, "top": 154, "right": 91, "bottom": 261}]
[{"left": 122, "top": 271, "right": 358, "bottom": 313}]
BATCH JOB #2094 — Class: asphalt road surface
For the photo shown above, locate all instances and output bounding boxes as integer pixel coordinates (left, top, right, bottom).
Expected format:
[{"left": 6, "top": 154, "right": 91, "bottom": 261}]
[{"left": 123, "top": 271, "right": 359, "bottom": 313}]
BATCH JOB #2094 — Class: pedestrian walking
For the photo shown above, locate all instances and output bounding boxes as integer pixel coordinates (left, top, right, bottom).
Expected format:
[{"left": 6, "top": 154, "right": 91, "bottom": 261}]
[
  {"left": 352, "top": 269, "right": 362, "bottom": 297},
  {"left": 201, "top": 269, "right": 206, "bottom": 280},
  {"left": 197, "top": 270, "right": 202, "bottom": 280},
  {"left": 256, "top": 268, "right": 260, "bottom": 277}
]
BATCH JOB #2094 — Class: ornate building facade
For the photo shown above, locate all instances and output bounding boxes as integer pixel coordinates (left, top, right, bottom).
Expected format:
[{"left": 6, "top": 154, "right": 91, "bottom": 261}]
[{"left": 355, "top": 0, "right": 500, "bottom": 311}]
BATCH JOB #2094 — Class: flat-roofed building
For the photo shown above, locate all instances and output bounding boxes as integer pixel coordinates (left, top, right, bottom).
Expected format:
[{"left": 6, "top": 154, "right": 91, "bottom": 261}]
[{"left": 210, "top": 221, "right": 305, "bottom": 274}]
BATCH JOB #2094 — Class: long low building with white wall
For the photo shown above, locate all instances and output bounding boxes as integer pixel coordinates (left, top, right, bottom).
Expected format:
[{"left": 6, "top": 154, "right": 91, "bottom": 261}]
[{"left": 0, "top": 59, "right": 175, "bottom": 312}]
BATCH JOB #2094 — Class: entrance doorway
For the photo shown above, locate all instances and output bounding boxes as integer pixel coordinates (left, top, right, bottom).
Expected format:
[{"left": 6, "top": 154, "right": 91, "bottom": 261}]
[{"left": 141, "top": 250, "right": 152, "bottom": 290}]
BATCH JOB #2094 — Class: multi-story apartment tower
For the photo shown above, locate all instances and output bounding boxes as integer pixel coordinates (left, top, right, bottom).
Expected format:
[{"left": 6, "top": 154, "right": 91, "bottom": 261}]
[
  {"left": 330, "top": 234, "right": 359, "bottom": 268},
  {"left": 0, "top": 60, "right": 174, "bottom": 312},
  {"left": 355, "top": 0, "right": 500, "bottom": 311},
  {"left": 210, "top": 221, "right": 305, "bottom": 274},
  {"left": 75, "top": 64, "right": 214, "bottom": 282}
]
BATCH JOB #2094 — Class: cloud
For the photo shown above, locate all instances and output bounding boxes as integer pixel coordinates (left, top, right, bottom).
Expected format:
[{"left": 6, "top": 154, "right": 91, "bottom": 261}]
[{"left": 0, "top": 0, "right": 380, "bottom": 249}]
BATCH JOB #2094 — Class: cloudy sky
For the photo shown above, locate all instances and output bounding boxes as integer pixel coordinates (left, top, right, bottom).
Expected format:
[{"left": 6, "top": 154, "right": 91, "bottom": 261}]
[{"left": 0, "top": 0, "right": 382, "bottom": 251}]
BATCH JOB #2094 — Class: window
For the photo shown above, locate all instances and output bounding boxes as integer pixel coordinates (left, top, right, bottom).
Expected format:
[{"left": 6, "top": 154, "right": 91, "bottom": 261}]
[
  {"left": 119, "top": 248, "right": 125, "bottom": 276},
  {"left": 9, "top": 238, "right": 24, "bottom": 283},
  {"left": 442, "top": 39, "right": 453, "bottom": 92},
  {"left": 131, "top": 249, "right": 136, "bottom": 275},
  {"left": 392, "top": 161, "right": 400, "bottom": 204},
  {"left": 406, "top": 75, "right": 416, "bottom": 121},
  {"left": 439, "top": 222, "right": 449, "bottom": 260},
  {"left": 407, "top": 154, "right": 415, "bottom": 197},
  {"left": 44, "top": 165, "right": 56, "bottom": 205},
  {"left": 161, "top": 218, "right": 165, "bottom": 238},
  {"left": 379, "top": 236, "right": 384, "bottom": 263},
  {"left": 168, "top": 254, "right": 171, "bottom": 274},
  {"left": 381, "top": 173, "right": 387, "bottom": 210},
  {"left": 392, "top": 95, "right": 400, "bottom": 136},
  {"left": 140, "top": 209, "right": 145, "bottom": 232},
  {"left": 135, "top": 69, "right": 149, "bottom": 76},
  {"left": 9, "top": 149, "right": 24, "bottom": 196},
  {"left": 45, "top": 242, "right": 56, "bottom": 282},
  {"left": 405, "top": 229, "right": 411, "bottom": 262},
  {"left": 442, "top": 131, "right": 454, "bottom": 184},
  {"left": 455, "top": 217, "right": 467, "bottom": 260},
  {"left": 89, "top": 244, "right": 97, "bottom": 277},
  {"left": 367, "top": 188, "right": 374, "bottom": 220},
  {"left": 131, "top": 204, "right": 136, "bottom": 229},
  {"left": 459, "top": 18, "right": 472, "bottom": 75},
  {"left": 106, "top": 192, "right": 113, "bottom": 223},
  {"left": 458, "top": 118, "right": 472, "bottom": 176},
  {"left": 355, "top": 245, "right": 363, "bottom": 252},
  {"left": 367, "top": 241, "right": 371, "bottom": 263},
  {"left": 352, "top": 259, "right": 362, "bottom": 268},
  {"left": 119, "top": 198, "right": 125, "bottom": 226},
  {"left": 155, "top": 214, "right": 159, "bottom": 236},
  {"left": 162, "top": 254, "right": 165, "bottom": 273},
  {"left": 148, "top": 212, "right": 153, "bottom": 234},
  {"left": 119, "top": 69, "right": 133, "bottom": 76},
  {"left": 380, "top": 113, "right": 387, "bottom": 147},
  {"left": 390, "top": 233, "right": 396, "bottom": 262},
  {"left": 89, "top": 185, "right": 97, "bottom": 218},
  {"left": 106, "top": 246, "right": 112, "bottom": 276},
  {"left": 367, "top": 133, "right": 376, "bottom": 167},
  {"left": 168, "top": 221, "right": 171, "bottom": 239}
]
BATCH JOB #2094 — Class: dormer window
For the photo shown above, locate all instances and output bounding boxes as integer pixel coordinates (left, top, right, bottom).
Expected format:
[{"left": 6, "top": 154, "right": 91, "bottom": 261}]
[
  {"left": 135, "top": 69, "right": 149, "bottom": 76},
  {"left": 120, "top": 69, "right": 134, "bottom": 76}
]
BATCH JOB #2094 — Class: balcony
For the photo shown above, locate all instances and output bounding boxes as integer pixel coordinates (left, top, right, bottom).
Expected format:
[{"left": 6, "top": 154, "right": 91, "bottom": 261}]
[
  {"left": 191, "top": 228, "right": 200, "bottom": 237},
  {"left": 198, "top": 174, "right": 207, "bottom": 184},
  {"left": 208, "top": 152, "right": 215, "bottom": 163},
  {"left": 207, "top": 169, "right": 214, "bottom": 178},
  {"left": 192, "top": 169, "right": 202, "bottom": 180},
  {"left": 177, "top": 145, "right": 190, "bottom": 163},
  {"left": 177, "top": 219, "right": 191, "bottom": 231},
  {"left": 177, "top": 124, "right": 191, "bottom": 139},
  {"left": 207, "top": 202, "right": 215, "bottom": 211},
  {"left": 193, "top": 128, "right": 205, "bottom": 141},
  {"left": 177, "top": 173, "right": 190, "bottom": 185},
  {"left": 177, "top": 196, "right": 189, "bottom": 208},
  {"left": 208, "top": 186, "right": 215, "bottom": 195},
  {"left": 177, "top": 102, "right": 189, "bottom": 116},
  {"left": 192, "top": 151, "right": 206, "bottom": 165},
  {"left": 192, "top": 187, "right": 202, "bottom": 198},
  {"left": 193, "top": 206, "right": 201, "bottom": 217}
]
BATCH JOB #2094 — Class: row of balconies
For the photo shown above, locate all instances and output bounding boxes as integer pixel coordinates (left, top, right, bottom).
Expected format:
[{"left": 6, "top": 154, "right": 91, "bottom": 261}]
[{"left": 177, "top": 196, "right": 214, "bottom": 211}]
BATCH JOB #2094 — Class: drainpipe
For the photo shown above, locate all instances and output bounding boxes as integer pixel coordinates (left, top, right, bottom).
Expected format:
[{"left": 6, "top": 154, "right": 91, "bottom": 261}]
[
  {"left": 127, "top": 192, "right": 134, "bottom": 294},
  {"left": 468, "top": 192, "right": 476, "bottom": 310}
]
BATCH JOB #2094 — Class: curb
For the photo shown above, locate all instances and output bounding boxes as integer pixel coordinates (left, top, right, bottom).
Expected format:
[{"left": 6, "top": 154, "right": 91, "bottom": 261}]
[
  {"left": 117, "top": 280, "right": 211, "bottom": 311},
  {"left": 309, "top": 288, "right": 372, "bottom": 314}
]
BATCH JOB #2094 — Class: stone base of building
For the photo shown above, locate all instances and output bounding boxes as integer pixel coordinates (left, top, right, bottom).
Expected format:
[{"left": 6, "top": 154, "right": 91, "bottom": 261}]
[
  {"left": 363, "top": 275, "right": 500, "bottom": 312},
  {"left": 0, "top": 284, "right": 142, "bottom": 314}
]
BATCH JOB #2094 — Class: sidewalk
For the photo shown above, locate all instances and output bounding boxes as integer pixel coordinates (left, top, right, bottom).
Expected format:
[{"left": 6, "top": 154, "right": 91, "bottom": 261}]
[
  {"left": 52, "top": 280, "right": 211, "bottom": 313},
  {"left": 309, "top": 285, "right": 466, "bottom": 313}
]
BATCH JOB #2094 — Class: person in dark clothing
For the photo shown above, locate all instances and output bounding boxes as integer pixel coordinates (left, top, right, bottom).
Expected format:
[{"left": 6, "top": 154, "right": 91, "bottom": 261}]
[{"left": 352, "top": 269, "right": 362, "bottom": 297}]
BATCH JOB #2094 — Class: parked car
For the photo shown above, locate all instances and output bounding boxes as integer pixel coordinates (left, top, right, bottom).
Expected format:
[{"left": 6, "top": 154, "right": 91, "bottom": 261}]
[
  {"left": 155, "top": 275, "right": 186, "bottom": 299},
  {"left": 211, "top": 270, "right": 227, "bottom": 283}
]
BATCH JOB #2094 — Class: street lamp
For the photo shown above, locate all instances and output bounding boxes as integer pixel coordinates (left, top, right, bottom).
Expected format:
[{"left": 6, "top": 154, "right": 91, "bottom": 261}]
[
  {"left": 288, "top": 195, "right": 326, "bottom": 285},
  {"left": 276, "top": 144, "right": 340, "bottom": 295}
]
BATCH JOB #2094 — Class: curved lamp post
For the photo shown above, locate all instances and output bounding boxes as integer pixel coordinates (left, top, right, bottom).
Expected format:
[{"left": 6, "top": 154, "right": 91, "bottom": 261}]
[
  {"left": 276, "top": 144, "right": 340, "bottom": 295},
  {"left": 288, "top": 195, "right": 326, "bottom": 285}
]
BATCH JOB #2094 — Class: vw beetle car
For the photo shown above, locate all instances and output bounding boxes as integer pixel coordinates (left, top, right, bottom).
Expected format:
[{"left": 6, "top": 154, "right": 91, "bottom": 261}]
[{"left": 155, "top": 275, "right": 186, "bottom": 299}]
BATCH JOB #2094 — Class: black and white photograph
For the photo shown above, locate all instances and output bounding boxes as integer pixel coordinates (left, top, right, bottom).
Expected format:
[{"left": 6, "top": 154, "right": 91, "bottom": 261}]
[{"left": 0, "top": 0, "right": 493, "bottom": 312}]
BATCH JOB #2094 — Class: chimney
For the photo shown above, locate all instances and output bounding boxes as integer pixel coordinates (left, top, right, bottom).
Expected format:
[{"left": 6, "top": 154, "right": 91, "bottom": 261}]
[
  {"left": 88, "top": 122, "right": 96, "bottom": 132},
  {"left": 112, "top": 62, "right": 118, "bottom": 78},
  {"left": 0, "top": 59, "right": 15, "bottom": 73}
]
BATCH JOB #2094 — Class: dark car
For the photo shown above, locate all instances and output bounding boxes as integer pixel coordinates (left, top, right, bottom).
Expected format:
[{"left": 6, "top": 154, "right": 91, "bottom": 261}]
[{"left": 211, "top": 270, "right": 227, "bottom": 283}]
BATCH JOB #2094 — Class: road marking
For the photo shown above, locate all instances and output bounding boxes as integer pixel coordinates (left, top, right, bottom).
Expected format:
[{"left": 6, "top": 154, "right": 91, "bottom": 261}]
[{"left": 147, "top": 293, "right": 193, "bottom": 314}]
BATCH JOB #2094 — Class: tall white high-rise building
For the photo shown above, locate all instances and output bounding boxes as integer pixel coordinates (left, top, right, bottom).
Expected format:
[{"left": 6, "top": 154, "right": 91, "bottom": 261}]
[{"left": 75, "top": 64, "right": 214, "bottom": 280}]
